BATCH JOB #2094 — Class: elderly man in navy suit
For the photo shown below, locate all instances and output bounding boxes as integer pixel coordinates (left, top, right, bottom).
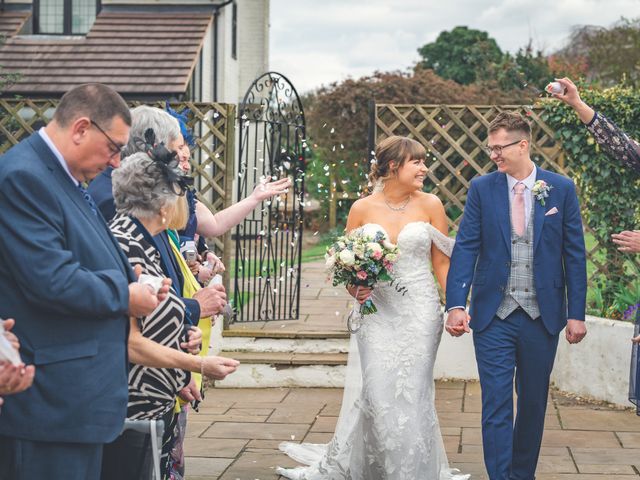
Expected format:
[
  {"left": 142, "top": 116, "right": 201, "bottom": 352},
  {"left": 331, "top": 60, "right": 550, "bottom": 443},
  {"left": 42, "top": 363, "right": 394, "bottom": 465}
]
[
  {"left": 0, "top": 84, "right": 169, "bottom": 480},
  {"left": 446, "top": 112, "right": 588, "bottom": 480}
]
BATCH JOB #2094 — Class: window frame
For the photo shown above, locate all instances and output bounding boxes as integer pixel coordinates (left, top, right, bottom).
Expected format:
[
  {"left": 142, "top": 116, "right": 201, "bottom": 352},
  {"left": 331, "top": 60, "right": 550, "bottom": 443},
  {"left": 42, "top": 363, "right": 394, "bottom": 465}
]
[{"left": 33, "top": 0, "right": 101, "bottom": 36}]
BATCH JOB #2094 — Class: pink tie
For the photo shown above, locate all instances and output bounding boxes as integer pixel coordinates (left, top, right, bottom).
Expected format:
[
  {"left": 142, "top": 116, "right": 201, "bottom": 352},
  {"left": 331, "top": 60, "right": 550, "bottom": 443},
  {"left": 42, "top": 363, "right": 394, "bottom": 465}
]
[{"left": 512, "top": 182, "right": 526, "bottom": 237}]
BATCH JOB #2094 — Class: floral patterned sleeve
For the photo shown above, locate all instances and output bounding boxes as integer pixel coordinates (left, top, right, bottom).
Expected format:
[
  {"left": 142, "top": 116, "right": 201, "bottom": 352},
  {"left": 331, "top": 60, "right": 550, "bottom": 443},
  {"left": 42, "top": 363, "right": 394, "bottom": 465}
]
[{"left": 586, "top": 111, "right": 640, "bottom": 175}]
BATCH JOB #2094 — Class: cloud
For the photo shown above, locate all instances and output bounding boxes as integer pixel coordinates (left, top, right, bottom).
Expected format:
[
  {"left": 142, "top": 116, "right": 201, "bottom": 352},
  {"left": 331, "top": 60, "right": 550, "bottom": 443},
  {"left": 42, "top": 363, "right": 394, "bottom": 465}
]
[{"left": 269, "top": 0, "right": 637, "bottom": 93}]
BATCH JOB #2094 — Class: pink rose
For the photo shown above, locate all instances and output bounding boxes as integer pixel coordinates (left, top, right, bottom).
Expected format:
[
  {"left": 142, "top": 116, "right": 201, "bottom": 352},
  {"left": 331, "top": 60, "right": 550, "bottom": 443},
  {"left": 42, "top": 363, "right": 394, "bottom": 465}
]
[
  {"left": 372, "top": 250, "right": 383, "bottom": 260},
  {"left": 356, "top": 270, "right": 368, "bottom": 281},
  {"left": 383, "top": 261, "right": 393, "bottom": 271}
]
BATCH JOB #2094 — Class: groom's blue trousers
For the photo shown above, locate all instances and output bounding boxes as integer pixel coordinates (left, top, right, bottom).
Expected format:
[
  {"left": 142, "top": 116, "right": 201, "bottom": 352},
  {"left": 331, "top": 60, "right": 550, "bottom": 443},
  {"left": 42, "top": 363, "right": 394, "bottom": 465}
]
[{"left": 473, "top": 309, "right": 559, "bottom": 480}]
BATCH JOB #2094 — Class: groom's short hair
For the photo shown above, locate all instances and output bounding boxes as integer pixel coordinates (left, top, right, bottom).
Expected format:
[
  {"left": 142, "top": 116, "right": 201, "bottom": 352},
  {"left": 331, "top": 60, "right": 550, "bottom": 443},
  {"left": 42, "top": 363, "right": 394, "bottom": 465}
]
[{"left": 489, "top": 112, "right": 532, "bottom": 144}]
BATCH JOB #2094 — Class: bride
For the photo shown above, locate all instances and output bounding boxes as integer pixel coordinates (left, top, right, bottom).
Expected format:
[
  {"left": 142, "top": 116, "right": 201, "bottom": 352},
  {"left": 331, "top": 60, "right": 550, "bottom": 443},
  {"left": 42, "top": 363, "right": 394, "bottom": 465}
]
[{"left": 277, "top": 136, "right": 470, "bottom": 479}]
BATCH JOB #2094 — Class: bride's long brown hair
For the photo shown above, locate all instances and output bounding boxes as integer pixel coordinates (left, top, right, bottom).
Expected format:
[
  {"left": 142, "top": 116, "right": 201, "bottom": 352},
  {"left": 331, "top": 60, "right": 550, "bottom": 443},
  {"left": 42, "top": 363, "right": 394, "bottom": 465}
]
[{"left": 368, "top": 135, "right": 427, "bottom": 186}]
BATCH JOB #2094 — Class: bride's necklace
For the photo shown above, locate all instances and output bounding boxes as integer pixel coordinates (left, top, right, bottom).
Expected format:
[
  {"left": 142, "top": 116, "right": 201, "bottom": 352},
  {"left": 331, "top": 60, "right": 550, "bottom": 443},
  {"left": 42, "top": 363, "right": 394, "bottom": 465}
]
[{"left": 384, "top": 193, "right": 412, "bottom": 212}]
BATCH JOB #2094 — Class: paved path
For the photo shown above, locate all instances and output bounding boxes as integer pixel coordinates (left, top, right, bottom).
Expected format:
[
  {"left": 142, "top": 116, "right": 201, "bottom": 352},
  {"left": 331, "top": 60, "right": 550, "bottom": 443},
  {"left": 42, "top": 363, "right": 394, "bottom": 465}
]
[
  {"left": 185, "top": 382, "right": 640, "bottom": 479},
  {"left": 228, "top": 261, "right": 351, "bottom": 335}
]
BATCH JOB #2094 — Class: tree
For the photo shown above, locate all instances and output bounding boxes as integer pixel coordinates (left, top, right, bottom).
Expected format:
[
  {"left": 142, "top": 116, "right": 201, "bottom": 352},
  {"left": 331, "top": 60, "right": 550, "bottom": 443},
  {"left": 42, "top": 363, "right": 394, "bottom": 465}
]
[
  {"left": 555, "top": 17, "right": 640, "bottom": 86},
  {"left": 417, "top": 26, "right": 503, "bottom": 85},
  {"left": 302, "top": 68, "right": 535, "bottom": 226}
]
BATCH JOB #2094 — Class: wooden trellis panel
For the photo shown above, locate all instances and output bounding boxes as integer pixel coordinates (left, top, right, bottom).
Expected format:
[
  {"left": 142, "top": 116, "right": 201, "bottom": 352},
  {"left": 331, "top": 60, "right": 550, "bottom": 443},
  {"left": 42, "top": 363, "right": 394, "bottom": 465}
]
[{"left": 375, "top": 104, "right": 636, "bottom": 285}]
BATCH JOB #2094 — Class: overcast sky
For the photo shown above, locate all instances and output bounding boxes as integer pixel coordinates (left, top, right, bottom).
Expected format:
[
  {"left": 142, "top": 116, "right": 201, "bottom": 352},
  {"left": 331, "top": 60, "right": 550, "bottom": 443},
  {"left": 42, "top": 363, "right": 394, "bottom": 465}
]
[{"left": 270, "top": 0, "right": 639, "bottom": 93}]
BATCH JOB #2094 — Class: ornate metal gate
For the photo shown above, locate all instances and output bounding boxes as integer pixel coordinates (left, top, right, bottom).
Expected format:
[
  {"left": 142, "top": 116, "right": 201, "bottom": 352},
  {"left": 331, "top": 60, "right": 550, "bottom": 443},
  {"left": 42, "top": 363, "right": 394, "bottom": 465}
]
[{"left": 233, "top": 72, "right": 306, "bottom": 322}]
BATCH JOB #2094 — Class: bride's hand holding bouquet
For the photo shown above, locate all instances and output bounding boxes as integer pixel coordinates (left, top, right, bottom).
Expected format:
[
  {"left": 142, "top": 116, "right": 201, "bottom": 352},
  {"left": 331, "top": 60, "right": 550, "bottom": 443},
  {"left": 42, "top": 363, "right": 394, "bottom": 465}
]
[{"left": 325, "top": 229, "right": 399, "bottom": 332}]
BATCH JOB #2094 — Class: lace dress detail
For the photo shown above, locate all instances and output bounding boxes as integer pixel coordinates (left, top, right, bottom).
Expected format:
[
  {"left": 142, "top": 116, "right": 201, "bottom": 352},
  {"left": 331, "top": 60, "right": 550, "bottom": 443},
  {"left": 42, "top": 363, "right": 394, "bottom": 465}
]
[{"left": 277, "top": 222, "right": 468, "bottom": 480}]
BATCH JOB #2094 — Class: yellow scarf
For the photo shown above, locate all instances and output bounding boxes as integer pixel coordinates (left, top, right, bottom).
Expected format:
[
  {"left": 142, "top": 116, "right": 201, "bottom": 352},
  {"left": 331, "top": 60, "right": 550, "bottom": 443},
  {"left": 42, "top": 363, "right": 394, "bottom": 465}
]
[{"left": 169, "top": 240, "right": 214, "bottom": 410}]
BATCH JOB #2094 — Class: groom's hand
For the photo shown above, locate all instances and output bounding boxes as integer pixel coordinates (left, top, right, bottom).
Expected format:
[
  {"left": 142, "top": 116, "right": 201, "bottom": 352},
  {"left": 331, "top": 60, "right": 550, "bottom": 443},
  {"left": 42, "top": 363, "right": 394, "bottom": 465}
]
[
  {"left": 445, "top": 309, "right": 471, "bottom": 337},
  {"left": 566, "top": 319, "right": 587, "bottom": 344}
]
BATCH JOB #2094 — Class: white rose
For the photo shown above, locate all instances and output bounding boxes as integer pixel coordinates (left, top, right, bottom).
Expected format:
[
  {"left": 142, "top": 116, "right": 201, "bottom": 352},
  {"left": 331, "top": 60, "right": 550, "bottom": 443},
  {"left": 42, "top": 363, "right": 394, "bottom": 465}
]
[
  {"left": 339, "top": 249, "right": 356, "bottom": 266},
  {"left": 325, "top": 253, "right": 336, "bottom": 269},
  {"left": 367, "top": 242, "right": 382, "bottom": 254},
  {"left": 337, "top": 241, "right": 346, "bottom": 249}
]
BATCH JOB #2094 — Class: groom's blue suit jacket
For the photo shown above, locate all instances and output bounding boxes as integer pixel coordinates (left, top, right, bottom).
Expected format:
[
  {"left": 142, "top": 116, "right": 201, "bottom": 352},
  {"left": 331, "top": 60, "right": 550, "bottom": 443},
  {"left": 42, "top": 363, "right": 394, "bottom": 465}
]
[
  {"left": 0, "top": 133, "right": 135, "bottom": 443},
  {"left": 446, "top": 167, "right": 587, "bottom": 335}
]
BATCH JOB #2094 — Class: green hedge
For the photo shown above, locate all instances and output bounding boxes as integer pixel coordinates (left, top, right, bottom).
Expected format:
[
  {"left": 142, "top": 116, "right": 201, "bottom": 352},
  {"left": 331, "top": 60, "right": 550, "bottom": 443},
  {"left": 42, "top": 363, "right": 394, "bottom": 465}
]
[{"left": 540, "top": 84, "right": 640, "bottom": 318}]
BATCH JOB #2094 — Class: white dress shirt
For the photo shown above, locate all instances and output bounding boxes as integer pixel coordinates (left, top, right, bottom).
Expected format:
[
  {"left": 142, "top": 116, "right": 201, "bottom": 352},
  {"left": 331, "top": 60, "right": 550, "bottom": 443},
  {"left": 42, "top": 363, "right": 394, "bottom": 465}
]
[{"left": 39, "top": 127, "right": 79, "bottom": 186}]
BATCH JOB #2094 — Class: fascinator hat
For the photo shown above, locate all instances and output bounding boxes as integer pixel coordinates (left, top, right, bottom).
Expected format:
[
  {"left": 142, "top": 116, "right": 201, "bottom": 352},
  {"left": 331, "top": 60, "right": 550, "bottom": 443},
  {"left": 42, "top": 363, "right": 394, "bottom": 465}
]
[
  {"left": 135, "top": 128, "right": 194, "bottom": 196},
  {"left": 165, "top": 101, "right": 195, "bottom": 148}
]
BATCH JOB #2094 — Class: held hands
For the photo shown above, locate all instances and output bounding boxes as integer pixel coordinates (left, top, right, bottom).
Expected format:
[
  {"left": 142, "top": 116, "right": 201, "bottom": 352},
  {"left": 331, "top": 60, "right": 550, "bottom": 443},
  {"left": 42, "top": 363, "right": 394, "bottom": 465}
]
[
  {"left": 612, "top": 230, "right": 640, "bottom": 253},
  {"left": 346, "top": 284, "right": 372, "bottom": 304},
  {"left": 445, "top": 308, "right": 471, "bottom": 337},
  {"left": 251, "top": 177, "right": 292, "bottom": 203},
  {"left": 200, "top": 355, "right": 240, "bottom": 380},
  {"left": 566, "top": 319, "right": 587, "bottom": 344},
  {"left": 193, "top": 284, "right": 227, "bottom": 317},
  {"left": 128, "top": 265, "right": 172, "bottom": 317}
]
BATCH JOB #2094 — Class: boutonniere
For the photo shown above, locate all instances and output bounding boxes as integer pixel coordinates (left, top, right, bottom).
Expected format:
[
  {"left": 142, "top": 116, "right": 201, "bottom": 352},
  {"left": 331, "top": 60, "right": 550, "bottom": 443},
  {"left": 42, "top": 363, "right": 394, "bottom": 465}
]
[{"left": 532, "top": 180, "right": 553, "bottom": 206}]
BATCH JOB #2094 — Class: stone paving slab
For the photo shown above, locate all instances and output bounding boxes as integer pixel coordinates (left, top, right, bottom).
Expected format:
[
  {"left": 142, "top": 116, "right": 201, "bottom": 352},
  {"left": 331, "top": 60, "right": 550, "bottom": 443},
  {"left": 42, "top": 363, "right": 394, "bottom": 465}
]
[
  {"left": 228, "top": 261, "right": 351, "bottom": 335},
  {"left": 182, "top": 382, "right": 640, "bottom": 479}
]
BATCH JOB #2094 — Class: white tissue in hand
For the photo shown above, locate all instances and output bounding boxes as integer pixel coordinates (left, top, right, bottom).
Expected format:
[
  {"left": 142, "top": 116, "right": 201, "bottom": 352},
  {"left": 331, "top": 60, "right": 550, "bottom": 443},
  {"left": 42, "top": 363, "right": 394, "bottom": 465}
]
[
  {"left": 0, "top": 333, "right": 21, "bottom": 366},
  {"left": 138, "top": 274, "right": 163, "bottom": 293}
]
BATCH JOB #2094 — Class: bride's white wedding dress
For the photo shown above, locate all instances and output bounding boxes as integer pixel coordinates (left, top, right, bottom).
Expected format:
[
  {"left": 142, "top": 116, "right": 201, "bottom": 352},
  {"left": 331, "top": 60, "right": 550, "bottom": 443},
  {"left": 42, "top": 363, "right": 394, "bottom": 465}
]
[{"left": 277, "top": 221, "right": 470, "bottom": 480}]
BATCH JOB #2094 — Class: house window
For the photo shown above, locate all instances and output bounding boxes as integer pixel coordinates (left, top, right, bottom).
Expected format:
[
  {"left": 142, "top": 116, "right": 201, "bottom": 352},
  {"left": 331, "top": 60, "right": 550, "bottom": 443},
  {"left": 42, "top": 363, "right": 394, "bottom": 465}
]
[
  {"left": 35, "top": 0, "right": 100, "bottom": 35},
  {"left": 231, "top": 2, "right": 237, "bottom": 60}
]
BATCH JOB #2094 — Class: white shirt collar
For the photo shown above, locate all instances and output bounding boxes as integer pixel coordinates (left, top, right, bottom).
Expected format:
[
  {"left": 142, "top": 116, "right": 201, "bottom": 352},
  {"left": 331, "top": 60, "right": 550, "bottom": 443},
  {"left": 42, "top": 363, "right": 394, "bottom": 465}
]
[
  {"left": 38, "top": 127, "right": 79, "bottom": 186},
  {"left": 507, "top": 164, "right": 536, "bottom": 192}
]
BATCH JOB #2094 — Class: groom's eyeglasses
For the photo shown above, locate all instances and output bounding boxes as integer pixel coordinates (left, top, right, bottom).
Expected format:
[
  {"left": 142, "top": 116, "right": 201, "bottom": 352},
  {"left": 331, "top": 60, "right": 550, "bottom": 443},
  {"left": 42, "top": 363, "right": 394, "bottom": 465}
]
[{"left": 483, "top": 139, "right": 522, "bottom": 156}]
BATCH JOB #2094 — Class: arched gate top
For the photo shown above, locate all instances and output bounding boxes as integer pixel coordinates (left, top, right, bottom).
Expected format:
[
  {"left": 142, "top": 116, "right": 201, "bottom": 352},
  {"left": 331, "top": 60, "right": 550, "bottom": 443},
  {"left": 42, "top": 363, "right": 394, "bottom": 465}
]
[{"left": 239, "top": 71, "right": 305, "bottom": 126}]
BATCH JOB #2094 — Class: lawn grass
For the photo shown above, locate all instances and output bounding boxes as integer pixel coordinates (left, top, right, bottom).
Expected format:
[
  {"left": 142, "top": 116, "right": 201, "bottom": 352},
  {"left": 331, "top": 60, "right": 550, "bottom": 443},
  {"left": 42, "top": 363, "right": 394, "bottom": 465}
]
[{"left": 227, "top": 235, "right": 332, "bottom": 280}]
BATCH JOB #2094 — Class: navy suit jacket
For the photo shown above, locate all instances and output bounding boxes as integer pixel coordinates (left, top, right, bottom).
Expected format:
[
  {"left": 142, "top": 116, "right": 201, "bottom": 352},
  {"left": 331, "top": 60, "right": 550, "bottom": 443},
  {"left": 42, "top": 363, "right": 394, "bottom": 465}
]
[
  {"left": 89, "top": 167, "right": 200, "bottom": 324},
  {"left": 0, "top": 133, "right": 136, "bottom": 443},
  {"left": 446, "top": 168, "right": 587, "bottom": 335}
]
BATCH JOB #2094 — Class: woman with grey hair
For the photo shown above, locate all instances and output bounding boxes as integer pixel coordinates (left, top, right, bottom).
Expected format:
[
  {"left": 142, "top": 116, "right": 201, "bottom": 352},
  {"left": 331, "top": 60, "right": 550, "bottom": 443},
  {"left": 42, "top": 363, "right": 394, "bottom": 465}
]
[{"left": 101, "top": 139, "right": 239, "bottom": 480}]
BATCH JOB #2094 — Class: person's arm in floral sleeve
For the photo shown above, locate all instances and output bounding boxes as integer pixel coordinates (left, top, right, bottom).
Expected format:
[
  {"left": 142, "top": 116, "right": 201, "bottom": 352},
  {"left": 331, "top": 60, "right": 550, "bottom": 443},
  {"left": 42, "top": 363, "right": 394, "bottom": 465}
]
[{"left": 554, "top": 77, "right": 640, "bottom": 175}]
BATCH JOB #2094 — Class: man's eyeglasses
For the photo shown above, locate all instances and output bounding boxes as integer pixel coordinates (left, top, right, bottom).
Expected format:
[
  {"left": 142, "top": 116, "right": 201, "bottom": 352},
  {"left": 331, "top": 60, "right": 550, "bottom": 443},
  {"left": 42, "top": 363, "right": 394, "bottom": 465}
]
[
  {"left": 482, "top": 139, "right": 523, "bottom": 156},
  {"left": 90, "top": 120, "right": 126, "bottom": 159}
]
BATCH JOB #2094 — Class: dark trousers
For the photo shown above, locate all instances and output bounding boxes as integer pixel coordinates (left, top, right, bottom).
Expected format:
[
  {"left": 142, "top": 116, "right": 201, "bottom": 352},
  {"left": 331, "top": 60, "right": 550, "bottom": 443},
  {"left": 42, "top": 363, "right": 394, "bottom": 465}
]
[
  {"left": 0, "top": 435, "right": 103, "bottom": 480},
  {"left": 101, "top": 408, "right": 176, "bottom": 480},
  {"left": 473, "top": 309, "right": 559, "bottom": 480}
]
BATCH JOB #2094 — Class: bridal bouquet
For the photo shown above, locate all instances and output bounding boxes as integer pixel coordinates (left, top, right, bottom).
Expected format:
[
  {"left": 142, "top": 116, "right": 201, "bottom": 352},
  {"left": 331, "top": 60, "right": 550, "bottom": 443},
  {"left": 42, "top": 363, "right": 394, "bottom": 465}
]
[{"left": 325, "top": 229, "right": 399, "bottom": 332}]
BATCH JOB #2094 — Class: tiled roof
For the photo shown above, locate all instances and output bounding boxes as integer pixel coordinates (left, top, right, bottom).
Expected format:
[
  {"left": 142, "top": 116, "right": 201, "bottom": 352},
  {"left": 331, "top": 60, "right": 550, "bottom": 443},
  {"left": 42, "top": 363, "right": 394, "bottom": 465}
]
[
  {"left": 0, "top": 11, "right": 212, "bottom": 97},
  {"left": 0, "top": 11, "right": 30, "bottom": 38}
]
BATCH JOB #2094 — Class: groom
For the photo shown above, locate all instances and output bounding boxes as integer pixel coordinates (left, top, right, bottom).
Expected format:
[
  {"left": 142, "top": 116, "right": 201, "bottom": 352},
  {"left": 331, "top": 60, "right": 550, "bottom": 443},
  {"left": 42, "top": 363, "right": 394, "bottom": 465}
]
[{"left": 445, "top": 112, "right": 587, "bottom": 480}]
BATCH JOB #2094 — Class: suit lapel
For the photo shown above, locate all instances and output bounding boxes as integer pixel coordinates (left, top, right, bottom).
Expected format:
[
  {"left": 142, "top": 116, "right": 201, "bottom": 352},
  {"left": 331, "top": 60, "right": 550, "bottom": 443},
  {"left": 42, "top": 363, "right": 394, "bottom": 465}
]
[
  {"left": 28, "top": 134, "right": 130, "bottom": 274},
  {"left": 533, "top": 168, "right": 547, "bottom": 253},
  {"left": 492, "top": 173, "right": 512, "bottom": 254}
]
